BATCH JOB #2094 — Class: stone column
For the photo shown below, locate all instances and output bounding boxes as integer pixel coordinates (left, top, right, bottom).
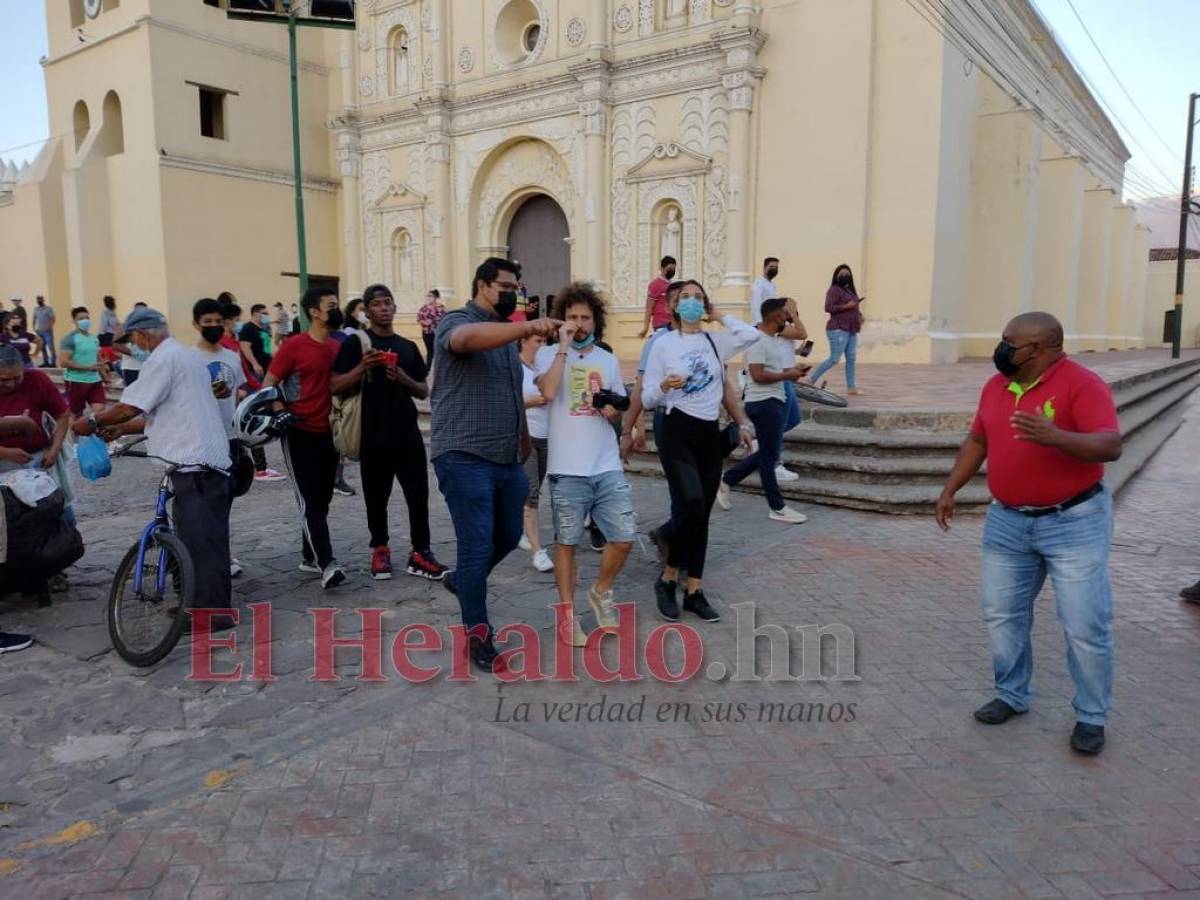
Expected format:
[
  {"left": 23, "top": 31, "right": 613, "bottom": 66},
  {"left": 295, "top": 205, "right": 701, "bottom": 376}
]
[
  {"left": 571, "top": 61, "right": 612, "bottom": 291},
  {"left": 428, "top": 0, "right": 449, "bottom": 89},
  {"left": 587, "top": 0, "right": 611, "bottom": 51},
  {"left": 1129, "top": 224, "right": 1152, "bottom": 346},
  {"left": 332, "top": 123, "right": 362, "bottom": 297},
  {"left": 1032, "top": 155, "right": 1086, "bottom": 350},
  {"left": 1075, "top": 187, "right": 1116, "bottom": 350},
  {"left": 419, "top": 97, "right": 455, "bottom": 301},
  {"left": 716, "top": 30, "right": 766, "bottom": 291},
  {"left": 1105, "top": 203, "right": 1135, "bottom": 346}
]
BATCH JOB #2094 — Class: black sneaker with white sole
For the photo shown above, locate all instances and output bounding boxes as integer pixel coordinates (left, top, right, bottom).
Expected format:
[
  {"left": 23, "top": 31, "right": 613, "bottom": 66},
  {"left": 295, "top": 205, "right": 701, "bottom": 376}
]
[
  {"left": 654, "top": 579, "right": 679, "bottom": 622},
  {"left": 682, "top": 590, "right": 720, "bottom": 622},
  {"left": 0, "top": 632, "right": 34, "bottom": 654},
  {"left": 321, "top": 563, "right": 347, "bottom": 590}
]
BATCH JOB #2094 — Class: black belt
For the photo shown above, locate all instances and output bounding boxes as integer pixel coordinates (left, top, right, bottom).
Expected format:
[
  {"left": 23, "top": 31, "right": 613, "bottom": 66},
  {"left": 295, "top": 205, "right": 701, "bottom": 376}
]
[{"left": 1004, "top": 482, "right": 1103, "bottom": 517}]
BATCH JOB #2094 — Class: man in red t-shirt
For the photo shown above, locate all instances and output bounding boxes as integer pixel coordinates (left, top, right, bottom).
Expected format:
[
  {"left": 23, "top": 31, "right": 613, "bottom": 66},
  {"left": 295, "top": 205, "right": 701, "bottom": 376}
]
[
  {"left": 0, "top": 345, "right": 71, "bottom": 472},
  {"left": 264, "top": 288, "right": 356, "bottom": 590},
  {"left": 638, "top": 256, "right": 677, "bottom": 338},
  {"left": 937, "top": 312, "right": 1122, "bottom": 756}
]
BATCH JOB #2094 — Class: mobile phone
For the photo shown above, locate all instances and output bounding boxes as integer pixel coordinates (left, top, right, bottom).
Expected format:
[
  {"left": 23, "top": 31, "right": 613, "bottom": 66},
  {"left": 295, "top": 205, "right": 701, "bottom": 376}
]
[{"left": 799, "top": 340, "right": 814, "bottom": 357}]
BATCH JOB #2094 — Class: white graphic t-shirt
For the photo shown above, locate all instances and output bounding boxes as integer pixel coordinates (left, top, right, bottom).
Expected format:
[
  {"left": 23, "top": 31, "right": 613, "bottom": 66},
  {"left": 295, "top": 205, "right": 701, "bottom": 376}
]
[{"left": 534, "top": 344, "right": 625, "bottom": 477}]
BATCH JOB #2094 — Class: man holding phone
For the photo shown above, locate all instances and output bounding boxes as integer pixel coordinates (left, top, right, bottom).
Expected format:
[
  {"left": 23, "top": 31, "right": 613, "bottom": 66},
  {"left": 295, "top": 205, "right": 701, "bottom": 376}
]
[{"left": 332, "top": 283, "right": 448, "bottom": 583}]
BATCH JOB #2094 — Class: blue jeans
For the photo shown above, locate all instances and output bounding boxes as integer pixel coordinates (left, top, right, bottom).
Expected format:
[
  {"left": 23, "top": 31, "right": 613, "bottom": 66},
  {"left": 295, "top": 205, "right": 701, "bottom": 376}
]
[
  {"left": 36, "top": 331, "right": 56, "bottom": 367},
  {"left": 723, "top": 399, "right": 786, "bottom": 511},
  {"left": 980, "top": 487, "right": 1114, "bottom": 726},
  {"left": 782, "top": 380, "right": 802, "bottom": 434},
  {"left": 550, "top": 471, "right": 637, "bottom": 546},
  {"left": 809, "top": 329, "right": 858, "bottom": 389},
  {"left": 432, "top": 451, "right": 528, "bottom": 633}
]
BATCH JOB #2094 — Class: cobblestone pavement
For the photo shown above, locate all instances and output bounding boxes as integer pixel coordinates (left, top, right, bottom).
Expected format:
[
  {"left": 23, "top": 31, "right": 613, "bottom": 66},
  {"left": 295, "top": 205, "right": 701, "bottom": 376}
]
[{"left": 1, "top": 391, "right": 1199, "bottom": 899}]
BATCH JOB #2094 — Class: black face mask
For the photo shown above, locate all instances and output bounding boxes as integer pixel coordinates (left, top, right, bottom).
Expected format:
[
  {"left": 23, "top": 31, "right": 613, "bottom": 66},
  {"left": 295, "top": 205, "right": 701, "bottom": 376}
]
[
  {"left": 665, "top": 268, "right": 676, "bottom": 279},
  {"left": 993, "top": 341, "right": 1028, "bottom": 378},
  {"left": 495, "top": 290, "right": 519, "bottom": 321},
  {"left": 767, "top": 268, "right": 778, "bottom": 280},
  {"left": 837, "top": 274, "right": 852, "bottom": 288},
  {"left": 324, "top": 308, "right": 345, "bottom": 330},
  {"left": 200, "top": 325, "right": 224, "bottom": 345}
]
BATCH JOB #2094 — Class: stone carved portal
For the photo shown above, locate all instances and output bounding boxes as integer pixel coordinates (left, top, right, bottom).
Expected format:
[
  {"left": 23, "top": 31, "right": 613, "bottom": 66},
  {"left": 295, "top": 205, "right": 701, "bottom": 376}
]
[{"left": 471, "top": 138, "right": 576, "bottom": 274}]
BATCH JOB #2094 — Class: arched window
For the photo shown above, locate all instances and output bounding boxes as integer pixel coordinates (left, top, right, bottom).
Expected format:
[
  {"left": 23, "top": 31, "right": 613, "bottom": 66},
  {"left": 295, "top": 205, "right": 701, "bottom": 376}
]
[
  {"left": 72, "top": 100, "right": 90, "bottom": 152},
  {"left": 100, "top": 91, "right": 124, "bottom": 156},
  {"left": 392, "top": 228, "right": 413, "bottom": 287},
  {"left": 389, "top": 27, "right": 409, "bottom": 96}
]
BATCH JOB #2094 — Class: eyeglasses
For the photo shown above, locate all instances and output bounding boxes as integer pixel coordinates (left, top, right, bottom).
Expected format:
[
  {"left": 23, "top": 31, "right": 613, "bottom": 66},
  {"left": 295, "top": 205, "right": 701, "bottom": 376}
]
[{"left": 492, "top": 281, "right": 520, "bottom": 291}]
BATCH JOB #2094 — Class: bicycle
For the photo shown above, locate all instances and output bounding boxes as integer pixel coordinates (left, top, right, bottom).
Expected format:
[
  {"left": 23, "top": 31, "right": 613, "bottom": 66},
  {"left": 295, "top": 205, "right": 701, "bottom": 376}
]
[{"left": 106, "top": 437, "right": 197, "bottom": 666}]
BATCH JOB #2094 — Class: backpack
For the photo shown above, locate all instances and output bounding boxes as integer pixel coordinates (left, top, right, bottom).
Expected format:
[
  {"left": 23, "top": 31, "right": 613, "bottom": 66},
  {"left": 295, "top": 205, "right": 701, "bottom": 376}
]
[{"left": 330, "top": 330, "right": 372, "bottom": 461}]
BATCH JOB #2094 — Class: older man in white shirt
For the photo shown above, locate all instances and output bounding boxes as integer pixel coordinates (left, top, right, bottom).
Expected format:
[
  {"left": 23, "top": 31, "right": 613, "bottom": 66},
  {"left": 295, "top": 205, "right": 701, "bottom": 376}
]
[{"left": 73, "top": 307, "right": 235, "bottom": 615}]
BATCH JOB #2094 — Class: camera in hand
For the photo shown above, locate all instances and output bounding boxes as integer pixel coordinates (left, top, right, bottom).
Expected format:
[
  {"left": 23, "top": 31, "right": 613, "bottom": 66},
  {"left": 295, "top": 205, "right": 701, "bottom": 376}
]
[{"left": 592, "top": 389, "right": 630, "bottom": 412}]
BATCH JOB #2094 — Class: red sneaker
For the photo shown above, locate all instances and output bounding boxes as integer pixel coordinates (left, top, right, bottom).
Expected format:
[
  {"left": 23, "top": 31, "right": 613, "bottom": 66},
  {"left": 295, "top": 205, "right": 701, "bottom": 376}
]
[
  {"left": 371, "top": 545, "right": 393, "bottom": 581},
  {"left": 406, "top": 549, "right": 448, "bottom": 581}
]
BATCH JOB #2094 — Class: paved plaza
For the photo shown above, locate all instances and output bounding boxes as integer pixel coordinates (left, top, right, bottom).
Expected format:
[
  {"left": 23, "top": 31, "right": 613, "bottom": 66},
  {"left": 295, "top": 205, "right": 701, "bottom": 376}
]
[{"left": 0, "top": 390, "right": 1199, "bottom": 899}]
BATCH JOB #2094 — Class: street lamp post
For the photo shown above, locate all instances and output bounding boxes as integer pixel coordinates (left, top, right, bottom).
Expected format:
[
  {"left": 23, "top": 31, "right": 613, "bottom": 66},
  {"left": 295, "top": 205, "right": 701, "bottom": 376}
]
[{"left": 225, "top": 0, "right": 355, "bottom": 328}]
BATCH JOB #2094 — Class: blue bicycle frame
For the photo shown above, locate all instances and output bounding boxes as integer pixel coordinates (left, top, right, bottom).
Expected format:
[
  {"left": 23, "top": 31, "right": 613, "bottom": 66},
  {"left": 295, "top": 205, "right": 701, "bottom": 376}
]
[{"left": 132, "top": 471, "right": 176, "bottom": 597}]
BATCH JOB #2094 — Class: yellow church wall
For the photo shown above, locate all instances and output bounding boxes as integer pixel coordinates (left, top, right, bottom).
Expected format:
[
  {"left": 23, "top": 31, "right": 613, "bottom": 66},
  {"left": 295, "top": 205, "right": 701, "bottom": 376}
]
[{"left": 1144, "top": 259, "right": 1200, "bottom": 351}]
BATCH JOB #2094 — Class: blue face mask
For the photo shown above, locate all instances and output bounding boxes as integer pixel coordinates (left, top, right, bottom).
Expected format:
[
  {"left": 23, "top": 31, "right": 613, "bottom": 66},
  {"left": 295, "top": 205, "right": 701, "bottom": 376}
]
[
  {"left": 571, "top": 332, "right": 595, "bottom": 351},
  {"left": 76, "top": 319, "right": 91, "bottom": 332},
  {"left": 678, "top": 297, "right": 705, "bottom": 324},
  {"left": 131, "top": 345, "right": 151, "bottom": 362}
]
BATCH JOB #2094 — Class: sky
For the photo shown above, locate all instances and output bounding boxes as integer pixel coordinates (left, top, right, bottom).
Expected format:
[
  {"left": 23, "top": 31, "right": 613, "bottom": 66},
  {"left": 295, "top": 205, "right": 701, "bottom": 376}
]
[{"left": 0, "top": 1, "right": 1195, "bottom": 213}]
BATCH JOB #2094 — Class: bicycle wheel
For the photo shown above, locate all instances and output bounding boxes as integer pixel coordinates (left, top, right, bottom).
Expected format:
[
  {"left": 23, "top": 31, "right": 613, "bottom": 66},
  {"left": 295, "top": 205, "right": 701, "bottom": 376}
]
[
  {"left": 107, "top": 531, "right": 195, "bottom": 667},
  {"left": 793, "top": 383, "right": 849, "bottom": 408}
]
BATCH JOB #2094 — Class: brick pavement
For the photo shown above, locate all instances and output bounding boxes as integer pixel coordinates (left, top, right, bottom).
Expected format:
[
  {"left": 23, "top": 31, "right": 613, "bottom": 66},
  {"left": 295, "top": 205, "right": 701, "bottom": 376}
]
[{"left": 0, "top": 392, "right": 1199, "bottom": 898}]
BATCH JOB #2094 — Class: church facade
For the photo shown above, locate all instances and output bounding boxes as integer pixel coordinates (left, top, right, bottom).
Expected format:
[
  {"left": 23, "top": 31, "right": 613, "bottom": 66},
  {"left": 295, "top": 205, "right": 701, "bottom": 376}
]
[{"left": 0, "top": 0, "right": 1153, "bottom": 362}]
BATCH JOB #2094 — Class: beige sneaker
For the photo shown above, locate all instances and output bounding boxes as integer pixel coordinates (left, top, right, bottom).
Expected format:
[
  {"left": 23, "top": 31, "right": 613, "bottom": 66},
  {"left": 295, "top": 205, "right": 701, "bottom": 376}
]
[
  {"left": 587, "top": 586, "right": 619, "bottom": 630},
  {"left": 769, "top": 505, "right": 808, "bottom": 524},
  {"left": 716, "top": 481, "right": 731, "bottom": 511},
  {"left": 557, "top": 610, "right": 588, "bottom": 647}
]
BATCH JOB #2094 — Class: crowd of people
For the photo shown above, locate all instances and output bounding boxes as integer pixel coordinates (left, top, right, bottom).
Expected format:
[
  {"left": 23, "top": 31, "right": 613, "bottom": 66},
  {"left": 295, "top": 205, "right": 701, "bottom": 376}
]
[{"left": 1, "top": 253, "right": 1193, "bottom": 756}]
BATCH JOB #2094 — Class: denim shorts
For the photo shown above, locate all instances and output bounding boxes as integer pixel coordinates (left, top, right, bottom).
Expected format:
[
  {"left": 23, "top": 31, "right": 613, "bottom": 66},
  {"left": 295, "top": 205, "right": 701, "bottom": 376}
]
[{"left": 549, "top": 470, "right": 637, "bottom": 546}]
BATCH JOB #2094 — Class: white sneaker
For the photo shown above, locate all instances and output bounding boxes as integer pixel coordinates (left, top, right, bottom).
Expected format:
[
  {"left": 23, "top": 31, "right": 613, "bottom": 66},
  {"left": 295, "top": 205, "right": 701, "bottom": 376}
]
[
  {"left": 519, "top": 534, "right": 532, "bottom": 552},
  {"left": 298, "top": 561, "right": 321, "bottom": 574},
  {"left": 716, "top": 481, "right": 731, "bottom": 511},
  {"left": 230, "top": 558, "right": 243, "bottom": 578},
  {"left": 775, "top": 465, "right": 799, "bottom": 483},
  {"left": 769, "top": 506, "right": 808, "bottom": 524},
  {"left": 532, "top": 548, "right": 554, "bottom": 572},
  {"left": 557, "top": 612, "right": 588, "bottom": 647},
  {"left": 321, "top": 563, "right": 347, "bottom": 589},
  {"left": 587, "top": 586, "right": 619, "bottom": 630}
]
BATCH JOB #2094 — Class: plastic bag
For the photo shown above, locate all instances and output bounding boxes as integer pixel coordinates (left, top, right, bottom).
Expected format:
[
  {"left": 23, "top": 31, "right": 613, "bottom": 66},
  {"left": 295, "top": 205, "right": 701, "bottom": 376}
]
[{"left": 76, "top": 434, "right": 112, "bottom": 481}]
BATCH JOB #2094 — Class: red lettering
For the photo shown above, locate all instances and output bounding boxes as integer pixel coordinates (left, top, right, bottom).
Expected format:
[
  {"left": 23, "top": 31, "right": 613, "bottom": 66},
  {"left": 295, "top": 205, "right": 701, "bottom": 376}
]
[
  {"left": 310, "top": 608, "right": 386, "bottom": 682},
  {"left": 644, "top": 623, "right": 704, "bottom": 683},
  {"left": 581, "top": 603, "right": 643, "bottom": 683},
  {"left": 447, "top": 624, "right": 487, "bottom": 683},
  {"left": 494, "top": 623, "right": 547, "bottom": 683},
  {"left": 248, "top": 602, "right": 276, "bottom": 683},
  {"left": 390, "top": 623, "right": 443, "bottom": 683},
  {"left": 186, "top": 608, "right": 242, "bottom": 682}
]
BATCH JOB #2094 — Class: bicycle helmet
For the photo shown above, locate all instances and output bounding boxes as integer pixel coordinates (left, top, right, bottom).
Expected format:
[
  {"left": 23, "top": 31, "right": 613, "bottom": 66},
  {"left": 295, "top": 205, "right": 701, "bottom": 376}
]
[{"left": 234, "top": 387, "right": 294, "bottom": 447}]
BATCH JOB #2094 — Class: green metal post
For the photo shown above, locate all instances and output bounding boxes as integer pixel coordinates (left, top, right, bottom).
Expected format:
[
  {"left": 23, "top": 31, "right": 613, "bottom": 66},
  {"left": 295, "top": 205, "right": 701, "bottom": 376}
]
[{"left": 287, "top": 3, "right": 310, "bottom": 330}]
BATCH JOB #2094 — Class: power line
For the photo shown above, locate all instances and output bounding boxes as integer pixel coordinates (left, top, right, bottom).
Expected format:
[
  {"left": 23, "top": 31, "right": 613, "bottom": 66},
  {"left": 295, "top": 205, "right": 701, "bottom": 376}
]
[{"left": 1059, "top": 0, "right": 1185, "bottom": 166}]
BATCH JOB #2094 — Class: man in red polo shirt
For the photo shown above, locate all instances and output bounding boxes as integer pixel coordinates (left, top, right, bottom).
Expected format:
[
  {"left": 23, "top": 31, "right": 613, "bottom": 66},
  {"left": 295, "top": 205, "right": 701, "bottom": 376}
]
[{"left": 937, "top": 312, "right": 1122, "bottom": 755}]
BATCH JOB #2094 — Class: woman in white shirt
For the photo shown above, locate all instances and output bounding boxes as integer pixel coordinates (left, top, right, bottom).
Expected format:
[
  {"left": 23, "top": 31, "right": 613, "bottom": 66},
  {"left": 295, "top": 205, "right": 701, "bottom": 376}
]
[
  {"left": 519, "top": 332, "right": 554, "bottom": 572},
  {"left": 642, "top": 280, "right": 758, "bottom": 624}
]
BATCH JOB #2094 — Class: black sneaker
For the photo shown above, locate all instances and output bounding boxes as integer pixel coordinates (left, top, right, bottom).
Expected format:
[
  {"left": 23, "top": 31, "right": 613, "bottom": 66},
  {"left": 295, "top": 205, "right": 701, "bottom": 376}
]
[
  {"left": 648, "top": 527, "right": 670, "bottom": 568},
  {"left": 973, "top": 698, "right": 1026, "bottom": 725},
  {"left": 588, "top": 522, "right": 607, "bottom": 552},
  {"left": 654, "top": 579, "right": 679, "bottom": 622},
  {"left": 443, "top": 571, "right": 458, "bottom": 596},
  {"left": 406, "top": 550, "right": 448, "bottom": 581},
  {"left": 1180, "top": 580, "right": 1200, "bottom": 604},
  {"left": 0, "top": 632, "right": 33, "bottom": 654},
  {"left": 333, "top": 480, "right": 356, "bottom": 497},
  {"left": 468, "top": 636, "right": 506, "bottom": 674},
  {"left": 321, "top": 563, "right": 347, "bottom": 590},
  {"left": 682, "top": 590, "right": 720, "bottom": 623},
  {"left": 1070, "top": 722, "right": 1105, "bottom": 755}
]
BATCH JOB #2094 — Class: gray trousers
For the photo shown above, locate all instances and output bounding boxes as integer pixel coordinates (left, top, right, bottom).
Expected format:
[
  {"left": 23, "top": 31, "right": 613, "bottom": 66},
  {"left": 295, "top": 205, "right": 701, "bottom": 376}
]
[{"left": 171, "top": 470, "right": 232, "bottom": 610}]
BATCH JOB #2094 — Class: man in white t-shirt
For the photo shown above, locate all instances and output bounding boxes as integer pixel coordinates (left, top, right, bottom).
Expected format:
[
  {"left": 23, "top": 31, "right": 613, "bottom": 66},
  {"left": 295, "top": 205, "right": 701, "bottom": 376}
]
[
  {"left": 73, "top": 307, "right": 235, "bottom": 621},
  {"left": 193, "top": 297, "right": 248, "bottom": 578},
  {"left": 536, "top": 284, "right": 635, "bottom": 647},
  {"left": 750, "top": 257, "right": 780, "bottom": 325}
]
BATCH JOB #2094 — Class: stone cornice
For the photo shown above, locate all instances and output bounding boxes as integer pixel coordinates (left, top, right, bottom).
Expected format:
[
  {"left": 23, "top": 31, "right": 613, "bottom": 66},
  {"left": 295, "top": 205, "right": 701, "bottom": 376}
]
[{"left": 159, "top": 155, "right": 339, "bottom": 193}]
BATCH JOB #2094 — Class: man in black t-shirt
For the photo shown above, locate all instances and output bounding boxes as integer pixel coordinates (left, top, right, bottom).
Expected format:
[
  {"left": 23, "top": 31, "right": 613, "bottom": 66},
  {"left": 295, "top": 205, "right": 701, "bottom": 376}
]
[
  {"left": 239, "top": 303, "right": 273, "bottom": 380},
  {"left": 333, "top": 284, "right": 447, "bottom": 582}
]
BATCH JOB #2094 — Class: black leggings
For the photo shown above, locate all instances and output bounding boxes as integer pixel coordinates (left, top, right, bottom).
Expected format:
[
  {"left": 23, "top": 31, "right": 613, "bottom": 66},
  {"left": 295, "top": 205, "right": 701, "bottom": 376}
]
[
  {"left": 658, "top": 410, "right": 723, "bottom": 580},
  {"left": 360, "top": 427, "right": 431, "bottom": 553}
]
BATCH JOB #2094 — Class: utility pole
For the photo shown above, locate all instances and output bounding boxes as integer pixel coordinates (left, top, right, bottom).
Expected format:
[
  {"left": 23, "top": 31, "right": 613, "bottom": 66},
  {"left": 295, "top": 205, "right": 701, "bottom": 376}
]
[
  {"left": 225, "top": 0, "right": 355, "bottom": 328},
  {"left": 1172, "top": 92, "right": 1199, "bottom": 359}
]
